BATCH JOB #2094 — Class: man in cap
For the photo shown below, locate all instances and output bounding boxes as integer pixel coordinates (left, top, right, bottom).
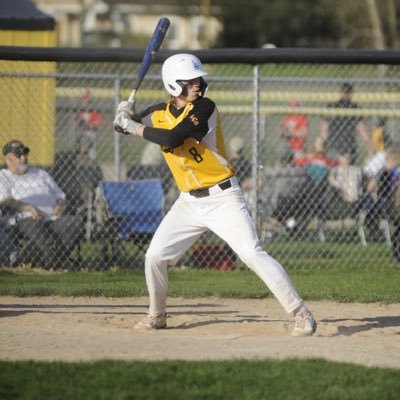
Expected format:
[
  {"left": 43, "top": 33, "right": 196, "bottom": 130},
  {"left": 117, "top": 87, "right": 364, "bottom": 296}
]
[{"left": 0, "top": 140, "right": 84, "bottom": 268}]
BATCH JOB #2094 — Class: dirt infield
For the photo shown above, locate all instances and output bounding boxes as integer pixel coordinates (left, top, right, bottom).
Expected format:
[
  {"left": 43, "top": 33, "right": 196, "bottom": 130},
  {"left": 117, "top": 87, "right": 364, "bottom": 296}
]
[{"left": 0, "top": 296, "right": 399, "bottom": 369}]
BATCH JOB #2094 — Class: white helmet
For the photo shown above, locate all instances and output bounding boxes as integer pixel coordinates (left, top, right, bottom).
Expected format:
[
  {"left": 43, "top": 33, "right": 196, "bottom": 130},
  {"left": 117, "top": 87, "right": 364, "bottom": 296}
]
[{"left": 162, "top": 53, "right": 208, "bottom": 97}]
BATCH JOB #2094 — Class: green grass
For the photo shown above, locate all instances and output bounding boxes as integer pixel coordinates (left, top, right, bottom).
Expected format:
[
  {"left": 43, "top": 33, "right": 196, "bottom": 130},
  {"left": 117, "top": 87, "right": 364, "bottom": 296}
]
[
  {"left": 0, "top": 359, "right": 399, "bottom": 400},
  {"left": 1, "top": 267, "right": 400, "bottom": 303},
  {"left": 77, "top": 235, "right": 398, "bottom": 272}
]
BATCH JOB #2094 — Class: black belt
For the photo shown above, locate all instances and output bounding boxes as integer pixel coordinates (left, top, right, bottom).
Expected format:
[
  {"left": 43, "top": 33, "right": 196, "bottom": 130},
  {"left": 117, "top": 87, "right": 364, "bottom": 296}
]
[{"left": 189, "top": 179, "right": 232, "bottom": 198}]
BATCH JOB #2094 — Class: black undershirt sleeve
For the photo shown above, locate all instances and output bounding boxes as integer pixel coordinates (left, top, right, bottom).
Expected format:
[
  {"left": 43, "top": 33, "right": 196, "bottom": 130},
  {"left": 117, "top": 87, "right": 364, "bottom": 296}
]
[{"left": 140, "top": 98, "right": 216, "bottom": 148}]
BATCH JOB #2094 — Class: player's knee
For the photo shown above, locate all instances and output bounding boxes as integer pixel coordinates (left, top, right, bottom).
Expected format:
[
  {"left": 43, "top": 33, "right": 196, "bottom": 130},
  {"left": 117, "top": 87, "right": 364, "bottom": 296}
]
[
  {"left": 236, "top": 244, "right": 267, "bottom": 267},
  {"left": 235, "top": 247, "right": 257, "bottom": 266},
  {"left": 145, "top": 246, "right": 161, "bottom": 267}
]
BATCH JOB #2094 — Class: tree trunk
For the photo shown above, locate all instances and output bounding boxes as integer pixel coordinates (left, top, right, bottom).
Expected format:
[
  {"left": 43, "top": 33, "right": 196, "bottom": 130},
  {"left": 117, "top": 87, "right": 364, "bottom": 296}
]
[
  {"left": 365, "top": 0, "right": 385, "bottom": 49},
  {"left": 386, "top": 0, "right": 398, "bottom": 48}
]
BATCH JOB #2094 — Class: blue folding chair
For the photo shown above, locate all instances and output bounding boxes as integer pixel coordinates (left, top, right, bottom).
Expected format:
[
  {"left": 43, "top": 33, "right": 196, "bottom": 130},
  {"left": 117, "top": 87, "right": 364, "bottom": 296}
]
[{"left": 98, "top": 179, "right": 164, "bottom": 265}]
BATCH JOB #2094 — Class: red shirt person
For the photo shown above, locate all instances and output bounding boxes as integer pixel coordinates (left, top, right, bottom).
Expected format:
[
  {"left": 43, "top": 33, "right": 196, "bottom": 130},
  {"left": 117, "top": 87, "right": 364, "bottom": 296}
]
[
  {"left": 294, "top": 137, "right": 337, "bottom": 181},
  {"left": 279, "top": 99, "right": 309, "bottom": 162},
  {"left": 76, "top": 89, "right": 103, "bottom": 131}
]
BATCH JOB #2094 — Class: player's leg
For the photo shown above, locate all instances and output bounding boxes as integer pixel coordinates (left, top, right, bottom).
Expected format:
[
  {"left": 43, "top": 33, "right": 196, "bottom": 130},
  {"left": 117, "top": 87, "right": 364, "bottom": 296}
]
[
  {"left": 141, "top": 194, "right": 207, "bottom": 325},
  {"left": 205, "top": 188, "right": 316, "bottom": 336}
]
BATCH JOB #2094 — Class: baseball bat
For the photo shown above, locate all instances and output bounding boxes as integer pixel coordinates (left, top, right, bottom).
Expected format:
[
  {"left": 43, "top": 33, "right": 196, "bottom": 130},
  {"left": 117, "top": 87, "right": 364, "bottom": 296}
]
[{"left": 114, "top": 17, "right": 170, "bottom": 133}]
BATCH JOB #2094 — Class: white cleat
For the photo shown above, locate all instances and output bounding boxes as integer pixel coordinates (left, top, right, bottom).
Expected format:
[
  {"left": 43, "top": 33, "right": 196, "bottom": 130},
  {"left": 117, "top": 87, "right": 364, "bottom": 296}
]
[
  {"left": 135, "top": 314, "right": 167, "bottom": 330},
  {"left": 291, "top": 307, "right": 317, "bottom": 337}
]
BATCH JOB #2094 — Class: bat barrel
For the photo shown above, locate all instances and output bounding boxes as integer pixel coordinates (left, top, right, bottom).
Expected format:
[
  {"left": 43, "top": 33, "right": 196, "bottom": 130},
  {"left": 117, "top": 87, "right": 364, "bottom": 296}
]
[{"left": 114, "top": 17, "right": 170, "bottom": 134}]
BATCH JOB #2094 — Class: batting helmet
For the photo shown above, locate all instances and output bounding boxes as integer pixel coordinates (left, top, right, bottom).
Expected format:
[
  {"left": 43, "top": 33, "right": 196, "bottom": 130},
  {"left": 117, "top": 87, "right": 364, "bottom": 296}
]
[{"left": 162, "top": 53, "right": 208, "bottom": 97}]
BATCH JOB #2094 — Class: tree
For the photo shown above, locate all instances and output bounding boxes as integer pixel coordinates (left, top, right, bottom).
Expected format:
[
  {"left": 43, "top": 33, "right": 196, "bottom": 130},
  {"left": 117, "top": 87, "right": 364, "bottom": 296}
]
[
  {"left": 214, "top": 0, "right": 399, "bottom": 49},
  {"left": 366, "top": 0, "right": 385, "bottom": 49},
  {"left": 214, "top": 0, "right": 339, "bottom": 48}
]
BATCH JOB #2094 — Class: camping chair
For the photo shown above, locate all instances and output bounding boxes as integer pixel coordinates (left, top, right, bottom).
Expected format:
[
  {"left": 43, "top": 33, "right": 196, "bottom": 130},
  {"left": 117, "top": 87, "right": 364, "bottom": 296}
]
[
  {"left": 0, "top": 207, "right": 83, "bottom": 268},
  {"left": 97, "top": 178, "right": 164, "bottom": 266},
  {"left": 0, "top": 207, "right": 17, "bottom": 266}
]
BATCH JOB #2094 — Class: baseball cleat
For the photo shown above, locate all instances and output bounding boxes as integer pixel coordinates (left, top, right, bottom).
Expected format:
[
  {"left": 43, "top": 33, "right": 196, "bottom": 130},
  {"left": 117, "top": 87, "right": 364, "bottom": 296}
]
[
  {"left": 135, "top": 313, "right": 167, "bottom": 330},
  {"left": 291, "top": 307, "right": 317, "bottom": 337}
]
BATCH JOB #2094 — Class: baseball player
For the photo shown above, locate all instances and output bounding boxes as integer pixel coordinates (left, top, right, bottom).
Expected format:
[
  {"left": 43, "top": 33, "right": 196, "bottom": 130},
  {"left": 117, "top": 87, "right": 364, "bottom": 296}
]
[{"left": 113, "top": 53, "right": 317, "bottom": 336}]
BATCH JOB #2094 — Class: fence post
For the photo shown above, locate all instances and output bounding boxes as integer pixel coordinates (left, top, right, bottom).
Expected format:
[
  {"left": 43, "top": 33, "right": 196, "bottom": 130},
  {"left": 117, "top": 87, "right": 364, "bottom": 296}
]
[
  {"left": 114, "top": 76, "right": 121, "bottom": 181},
  {"left": 251, "top": 64, "right": 261, "bottom": 229}
]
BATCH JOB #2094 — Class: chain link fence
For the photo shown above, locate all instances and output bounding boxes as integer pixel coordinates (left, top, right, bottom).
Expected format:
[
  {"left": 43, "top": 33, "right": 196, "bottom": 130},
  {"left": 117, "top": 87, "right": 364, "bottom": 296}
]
[{"left": 1, "top": 48, "right": 399, "bottom": 270}]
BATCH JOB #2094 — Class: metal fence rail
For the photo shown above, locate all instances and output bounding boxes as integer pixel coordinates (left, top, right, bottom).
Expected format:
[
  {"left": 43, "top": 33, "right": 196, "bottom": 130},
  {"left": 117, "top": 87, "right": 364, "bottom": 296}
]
[{"left": 0, "top": 48, "right": 399, "bottom": 270}]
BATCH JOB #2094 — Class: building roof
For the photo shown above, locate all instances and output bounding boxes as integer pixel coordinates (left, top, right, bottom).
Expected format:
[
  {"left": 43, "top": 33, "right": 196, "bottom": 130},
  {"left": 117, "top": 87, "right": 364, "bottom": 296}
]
[{"left": 0, "top": 0, "right": 55, "bottom": 30}]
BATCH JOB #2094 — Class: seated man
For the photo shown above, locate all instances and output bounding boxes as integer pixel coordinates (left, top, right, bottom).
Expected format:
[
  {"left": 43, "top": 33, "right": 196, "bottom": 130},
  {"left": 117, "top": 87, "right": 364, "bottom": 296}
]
[{"left": 0, "top": 140, "right": 84, "bottom": 268}]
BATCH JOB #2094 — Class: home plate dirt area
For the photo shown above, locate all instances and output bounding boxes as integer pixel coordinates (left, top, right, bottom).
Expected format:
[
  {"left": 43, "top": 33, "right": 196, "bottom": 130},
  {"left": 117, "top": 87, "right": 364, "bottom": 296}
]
[{"left": 0, "top": 296, "right": 399, "bottom": 369}]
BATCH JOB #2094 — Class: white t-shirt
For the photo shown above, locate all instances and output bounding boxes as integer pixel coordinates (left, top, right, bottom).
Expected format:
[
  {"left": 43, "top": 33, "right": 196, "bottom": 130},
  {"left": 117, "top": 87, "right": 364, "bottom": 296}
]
[
  {"left": 0, "top": 166, "right": 66, "bottom": 221},
  {"left": 363, "top": 151, "right": 387, "bottom": 179}
]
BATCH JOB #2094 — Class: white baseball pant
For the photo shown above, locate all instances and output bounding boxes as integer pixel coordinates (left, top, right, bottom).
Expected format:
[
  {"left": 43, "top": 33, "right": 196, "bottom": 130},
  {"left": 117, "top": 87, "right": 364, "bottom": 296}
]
[{"left": 145, "top": 176, "right": 304, "bottom": 316}]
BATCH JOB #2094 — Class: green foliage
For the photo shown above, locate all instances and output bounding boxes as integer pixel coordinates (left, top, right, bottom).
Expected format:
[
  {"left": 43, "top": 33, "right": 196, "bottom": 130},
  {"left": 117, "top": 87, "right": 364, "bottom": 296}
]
[
  {"left": 214, "top": 0, "right": 399, "bottom": 49},
  {"left": 0, "top": 359, "right": 399, "bottom": 400},
  {"left": 215, "top": 0, "right": 339, "bottom": 48}
]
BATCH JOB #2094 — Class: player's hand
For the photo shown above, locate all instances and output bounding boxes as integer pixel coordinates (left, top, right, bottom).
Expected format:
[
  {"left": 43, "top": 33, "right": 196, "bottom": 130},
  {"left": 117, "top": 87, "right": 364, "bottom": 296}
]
[
  {"left": 113, "top": 111, "right": 142, "bottom": 136},
  {"left": 116, "top": 101, "right": 135, "bottom": 116}
]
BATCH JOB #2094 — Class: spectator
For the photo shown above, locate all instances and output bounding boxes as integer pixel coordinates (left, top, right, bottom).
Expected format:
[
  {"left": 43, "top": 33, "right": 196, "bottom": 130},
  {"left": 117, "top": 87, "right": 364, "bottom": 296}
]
[
  {"left": 228, "top": 136, "right": 265, "bottom": 211},
  {"left": 319, "top": 82, "right": 371, "bottom": 165},
  {"left": 363, "top": 118, "right": 391, "bottom": 180},
  {"left": 51, "top": 134, "right": 103, "bottom": 216},
  {"left": 272, "top": 137, "right": 336, "bottom": 238},
  {"left": 127, "top": 142, "right": 165, "bottom": 181},
  {"left": 75, "top": 89, "right": 103, "bottom": 160},
  {"left": 228, "top": 136, "right": 252, "bottom": 192},
  {"left": 364, "top": 144, "right": 400, "bottom": 246},
  {"left": 279, "top": 99, "right": 309, "bottom": 163},
  {"left": 295, "top": 137, "right": 337, "bottom": 178},
  {"left": 127, "top": 142, "right": 173, "bottom": 199},
  {"left": 0, "top": 140, "right": 84, "bottom": 268},
  {"left": 328, "top": 152, "right": 364, "bottom": 204},
  {"left": 140, "top": 142, "right": 164, "bottom": 167},
  {"left": 362, "top": 118, "right": 392, "bottom": 233}
]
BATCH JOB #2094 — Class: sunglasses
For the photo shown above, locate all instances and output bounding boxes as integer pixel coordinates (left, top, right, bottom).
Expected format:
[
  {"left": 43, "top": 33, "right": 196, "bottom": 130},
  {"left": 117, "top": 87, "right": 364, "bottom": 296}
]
[{"left": 3, "top": 143, "right": 30, "bottom": 157}]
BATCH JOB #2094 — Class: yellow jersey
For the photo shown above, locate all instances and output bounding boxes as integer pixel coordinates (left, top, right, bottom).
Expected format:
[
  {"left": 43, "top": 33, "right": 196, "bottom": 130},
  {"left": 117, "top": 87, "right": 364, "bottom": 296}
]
[{"left": 139, "top": 97, "right": 235, "bottom": 192}]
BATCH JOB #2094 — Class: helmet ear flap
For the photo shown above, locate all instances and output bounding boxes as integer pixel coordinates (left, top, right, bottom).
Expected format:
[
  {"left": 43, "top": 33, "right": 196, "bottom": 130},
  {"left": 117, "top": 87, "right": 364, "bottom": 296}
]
[
  {"left": 171, "top": 79, "right": 208, "bottom": 98},
  {"left": 167, "top": 82, "right": 184, "bottom": 97}
]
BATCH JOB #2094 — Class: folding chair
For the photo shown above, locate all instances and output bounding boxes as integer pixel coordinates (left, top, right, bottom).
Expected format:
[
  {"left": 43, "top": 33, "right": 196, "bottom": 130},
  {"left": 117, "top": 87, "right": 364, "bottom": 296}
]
[
  {"left": 0, "top": 208, "right": 17, "bottom": 265},
  {"left": 97, "top": 179, "right": 164, "bottom": 266}
]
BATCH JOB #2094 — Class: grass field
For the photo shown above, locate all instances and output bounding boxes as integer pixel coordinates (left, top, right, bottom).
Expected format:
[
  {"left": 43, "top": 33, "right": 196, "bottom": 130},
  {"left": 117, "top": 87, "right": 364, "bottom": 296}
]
[
  {"left": 1, "top": 266, "right": 399, "bottom": 303},
  {"left": 1, "top": 358, "right": 399, "bottom": 400},
  {"left": 0, "top": 266, "right": 399, "bottom": 399}
]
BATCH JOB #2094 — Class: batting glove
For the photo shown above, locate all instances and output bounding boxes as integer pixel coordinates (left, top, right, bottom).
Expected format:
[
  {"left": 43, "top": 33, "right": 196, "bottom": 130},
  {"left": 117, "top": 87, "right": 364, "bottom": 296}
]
[
  {"left": 116, "top": 100, "right": 135, "bottom": 116},
  {"left": 113, "top": 111, "right": 142, "bottom": 136}
]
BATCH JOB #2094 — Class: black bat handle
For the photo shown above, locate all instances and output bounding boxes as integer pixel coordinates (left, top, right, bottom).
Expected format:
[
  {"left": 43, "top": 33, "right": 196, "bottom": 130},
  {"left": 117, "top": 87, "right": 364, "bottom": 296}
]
[{"left": 114, "top": 125, "right": 124, "bottom": 134}]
